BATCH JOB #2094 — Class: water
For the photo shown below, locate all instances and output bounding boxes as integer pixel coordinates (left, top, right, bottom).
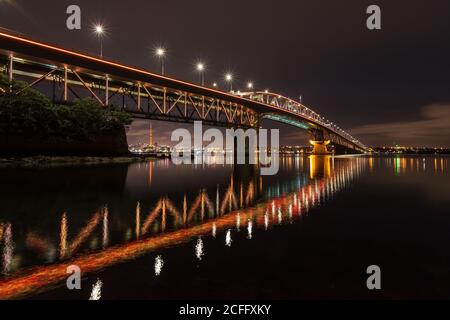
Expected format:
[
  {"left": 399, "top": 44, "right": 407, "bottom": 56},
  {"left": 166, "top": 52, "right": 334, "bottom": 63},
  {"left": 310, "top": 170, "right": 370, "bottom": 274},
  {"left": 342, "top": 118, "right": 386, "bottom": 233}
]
[{"left": 0, "top": 155, "right": 449, "bottom": 299}]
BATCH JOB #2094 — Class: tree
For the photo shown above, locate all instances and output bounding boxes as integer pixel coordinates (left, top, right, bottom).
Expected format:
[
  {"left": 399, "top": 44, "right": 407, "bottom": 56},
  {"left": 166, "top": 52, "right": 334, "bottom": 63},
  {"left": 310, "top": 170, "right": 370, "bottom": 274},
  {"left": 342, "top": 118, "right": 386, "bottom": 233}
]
[{"left": 0, "top": 74, "right": 132, "bottom": 140}]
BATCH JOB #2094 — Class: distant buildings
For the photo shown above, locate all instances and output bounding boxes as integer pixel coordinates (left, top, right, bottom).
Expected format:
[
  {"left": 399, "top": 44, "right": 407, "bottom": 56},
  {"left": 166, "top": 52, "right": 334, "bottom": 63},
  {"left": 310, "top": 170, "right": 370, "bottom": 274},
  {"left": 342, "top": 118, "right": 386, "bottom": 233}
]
[
  {"left": 371, "top": 146, "right": 450, "bottom": 154},
  {"left": 128, "top": 143, "right": 171, "bottom": 155}
]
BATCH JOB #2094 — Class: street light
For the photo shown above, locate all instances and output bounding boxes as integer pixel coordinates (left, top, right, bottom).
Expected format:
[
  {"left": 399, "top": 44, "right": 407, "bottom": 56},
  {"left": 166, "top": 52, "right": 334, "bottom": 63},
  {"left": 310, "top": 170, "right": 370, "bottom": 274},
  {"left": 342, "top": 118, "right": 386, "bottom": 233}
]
[
  {"left": 212, "top": 82, "right": 218, "bottom": 88},
  {"left": 93, "top": 24, "right": 105, "bottom": 58},
  {"left": 196, "top": 62, "right": 205, "bottom": 86},
  {"left": 247, "top": 82, "right": 254, "bottom": 90},
  {"left": 155, "top": 47, "right": 166, "bottom": 75},
  {"left": 225, "top": 73, "right": 233, "bottom": 91}
]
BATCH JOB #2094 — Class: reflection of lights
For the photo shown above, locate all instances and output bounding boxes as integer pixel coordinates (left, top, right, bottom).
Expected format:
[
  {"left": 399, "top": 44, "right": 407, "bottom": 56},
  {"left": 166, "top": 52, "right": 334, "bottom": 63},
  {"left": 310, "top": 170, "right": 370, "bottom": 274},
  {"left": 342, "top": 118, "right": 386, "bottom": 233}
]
[
  {"left": 0, "top": 158, "right": 367, "bottom": 299},
  {"left": 102, "top": 206, "right": 109, "bottom": 248},
  {"left": 264, "top": 212, "right": 269, "bottom": 230},
  {"left": 247, "top": 220, "right": 253, "bottom": 239},
  {"left": 59, "top": 213, "right": 68, "bottom": 259},
  {"left": 2, "top": 224, "right": 13, "bottom": 275},
  {"left": 69, "top": 212, "right": 101, "bottom": 255},
  {"left": 135, "top": 202, "right": 141, "bottom": 239},
  {"left": 278, "top": 208, "right": 282, "bottom": 224},
  {"left": 195, "top": 237, "right": 204, "bottom": 260},
  {"left": 236, "top": 213, "right": 241, "bottom": 231},
  {"left": 212, "top": 223, "right": 217, "bottom": 238},
  {"left": 89, "top": 279, "right": 103, "bottom": 300},
  {"left": 154, "top": 255, "right": 164, "bottom": 276},
  {"left": 26, "top": 232, "right": 55, "bottom": 262},
  {"left": 225, "top": 230, "right": 232, "bottom": 247}
]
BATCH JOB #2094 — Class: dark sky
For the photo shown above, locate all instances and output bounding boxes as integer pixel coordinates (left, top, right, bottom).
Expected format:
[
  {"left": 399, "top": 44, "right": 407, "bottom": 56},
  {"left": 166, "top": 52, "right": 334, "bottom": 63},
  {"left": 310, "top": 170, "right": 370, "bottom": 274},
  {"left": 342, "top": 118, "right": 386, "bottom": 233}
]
[{"left": 1, "top": 0, "right": 450, "bottom": 147}]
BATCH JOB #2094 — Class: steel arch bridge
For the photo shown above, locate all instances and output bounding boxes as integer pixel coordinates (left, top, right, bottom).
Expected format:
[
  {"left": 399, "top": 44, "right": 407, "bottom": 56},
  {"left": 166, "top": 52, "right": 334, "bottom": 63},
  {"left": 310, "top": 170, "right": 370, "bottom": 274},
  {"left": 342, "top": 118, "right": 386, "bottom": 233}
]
[{"left": 0, "top": 30, "right": 367, "bottom": 153}]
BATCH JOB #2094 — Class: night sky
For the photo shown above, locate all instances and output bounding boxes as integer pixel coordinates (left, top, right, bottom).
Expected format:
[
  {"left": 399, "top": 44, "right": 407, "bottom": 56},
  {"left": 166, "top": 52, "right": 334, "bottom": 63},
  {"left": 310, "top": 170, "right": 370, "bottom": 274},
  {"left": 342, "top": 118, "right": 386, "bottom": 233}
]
[{"left": 1, "top": 0, "right": 450, "bottom": 147}]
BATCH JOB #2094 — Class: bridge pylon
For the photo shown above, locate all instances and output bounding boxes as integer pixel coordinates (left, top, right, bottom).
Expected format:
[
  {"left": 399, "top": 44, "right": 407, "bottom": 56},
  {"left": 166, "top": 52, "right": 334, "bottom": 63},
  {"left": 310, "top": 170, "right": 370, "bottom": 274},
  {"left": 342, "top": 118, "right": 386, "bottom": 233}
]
[
  {"left": 310, "top": 140, "right": 331, "bottom": 155},
  {"left": 309, "top": 129, "right": 331, "bottom": 155}
]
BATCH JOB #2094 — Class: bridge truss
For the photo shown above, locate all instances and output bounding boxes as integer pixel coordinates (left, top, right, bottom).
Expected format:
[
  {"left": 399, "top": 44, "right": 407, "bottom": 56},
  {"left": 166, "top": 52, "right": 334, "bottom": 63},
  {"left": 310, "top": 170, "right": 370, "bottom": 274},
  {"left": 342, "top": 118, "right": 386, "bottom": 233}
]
[
  {"left": 0, "top": 55, "right": 259, "bottom": 129},
  {"left": 240, "top": 91, "right": 366, "bottom": 152}
]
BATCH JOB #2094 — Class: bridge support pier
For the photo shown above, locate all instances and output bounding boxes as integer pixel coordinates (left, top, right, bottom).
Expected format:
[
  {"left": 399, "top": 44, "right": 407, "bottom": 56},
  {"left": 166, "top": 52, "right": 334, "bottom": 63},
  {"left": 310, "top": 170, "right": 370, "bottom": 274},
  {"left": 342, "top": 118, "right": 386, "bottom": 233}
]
[
  {"left": 309, "top": 129, "right": 331, "bottom": 155},
  {"left": 310, "top": 140, "right": 331, "bottom": 155}
]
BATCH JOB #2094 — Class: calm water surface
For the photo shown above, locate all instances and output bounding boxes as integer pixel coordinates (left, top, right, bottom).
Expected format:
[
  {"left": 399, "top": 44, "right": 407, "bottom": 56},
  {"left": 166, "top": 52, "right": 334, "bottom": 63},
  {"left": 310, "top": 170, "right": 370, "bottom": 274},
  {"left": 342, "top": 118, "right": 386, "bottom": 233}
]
[{"left": 0, "top": 155, "right": 449, "bottom": 299}]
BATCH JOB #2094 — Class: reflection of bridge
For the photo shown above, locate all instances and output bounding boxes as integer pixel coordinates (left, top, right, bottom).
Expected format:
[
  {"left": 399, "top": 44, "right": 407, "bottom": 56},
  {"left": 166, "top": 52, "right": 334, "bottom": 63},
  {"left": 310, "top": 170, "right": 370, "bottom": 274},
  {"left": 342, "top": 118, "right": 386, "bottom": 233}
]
[
  {"left": 0, "top": 31, "right": 366, "bottom": 154},
  {"left": 0, "top": 157, "right": 365, "bottom": 299}
]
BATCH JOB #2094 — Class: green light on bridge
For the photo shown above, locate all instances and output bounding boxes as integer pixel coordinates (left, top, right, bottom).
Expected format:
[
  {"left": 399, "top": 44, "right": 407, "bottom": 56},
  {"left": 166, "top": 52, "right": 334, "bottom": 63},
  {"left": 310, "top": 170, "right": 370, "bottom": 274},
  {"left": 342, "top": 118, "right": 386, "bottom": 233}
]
[{"left": 263, "top": 114, "right": 311, "bottom": 130}]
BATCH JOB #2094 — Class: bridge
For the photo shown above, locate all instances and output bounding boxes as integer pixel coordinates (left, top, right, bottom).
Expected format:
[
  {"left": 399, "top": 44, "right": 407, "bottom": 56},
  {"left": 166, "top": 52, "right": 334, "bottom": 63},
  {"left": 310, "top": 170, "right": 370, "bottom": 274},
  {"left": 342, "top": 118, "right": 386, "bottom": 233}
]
[{"left": 0, "top": 30, "right": 367, "bottom": 154}]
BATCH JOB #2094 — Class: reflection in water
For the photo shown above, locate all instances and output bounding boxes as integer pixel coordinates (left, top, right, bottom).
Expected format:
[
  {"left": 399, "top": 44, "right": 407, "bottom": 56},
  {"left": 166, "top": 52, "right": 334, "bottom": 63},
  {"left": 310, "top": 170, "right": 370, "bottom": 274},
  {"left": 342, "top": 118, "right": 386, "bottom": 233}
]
[
  {"left": 212, "top": 223, "right": 217, "bottom": 238},
  {"left": 103, "top": 206, "right": 109, "bottom": 248},
  {"left": 264, "top": 212, "right": 269, "bottom": 231},
  {"left": 154, "top": 255, "right": 164, "bottom": 276},
  {"left": 236, "top": 213, "right": 241, "bottom": 231},
  {"left": 89, "top": 279, "right": 103, "bottom": 300},
  {"left": 2, "top": 224, "right": 13, "bottom": 275},
  {"left": 195, "top": 237, "right": 204, "bottom": 260},
  {"left": 3, "top": 155, "right": 445, "bottom": 299},
  {"left": 60, "top": 213, "right": 68, "bottom": 259},
  {"left": 247, "top": 220, "right": 253, "bottom": 240},
  {"left": 278, "top": 207, "right": 282, "bottom": 224},
  {"left": 309, "top": 155, "right": 332, "bottom": 179},
  {"left": 135, "top": 202, "right": 141, "bottom": 239},
  {"left": 225, "top": 230, "right": 232, "bottom": 247},
  {"left": 69, "top": 212, "right": 101, "bottom": 256}
]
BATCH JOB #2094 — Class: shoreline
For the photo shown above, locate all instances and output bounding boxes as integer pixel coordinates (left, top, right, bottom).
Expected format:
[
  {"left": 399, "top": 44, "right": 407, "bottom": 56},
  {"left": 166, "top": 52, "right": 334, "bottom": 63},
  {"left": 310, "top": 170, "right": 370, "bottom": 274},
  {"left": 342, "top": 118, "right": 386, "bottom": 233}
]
[{"left": 0, "top": 155, "right": 160, "bottom": 168}]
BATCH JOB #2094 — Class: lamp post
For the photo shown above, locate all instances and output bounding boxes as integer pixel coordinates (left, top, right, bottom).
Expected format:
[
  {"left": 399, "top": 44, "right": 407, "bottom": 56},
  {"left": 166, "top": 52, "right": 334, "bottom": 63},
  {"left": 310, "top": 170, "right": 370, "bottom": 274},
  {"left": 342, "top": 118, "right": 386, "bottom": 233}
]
[
  {"left": 196, "top": 62, "right": 205, "bottom": 86},
  {"left": 94, "top": 24, "right": 105, "bottom": 58},
  {"left": 155, "top": 47, "right": 166, "bottom": 75},
  {"left": 225, "top": 73, "right": 233, "bottom": 91}
]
